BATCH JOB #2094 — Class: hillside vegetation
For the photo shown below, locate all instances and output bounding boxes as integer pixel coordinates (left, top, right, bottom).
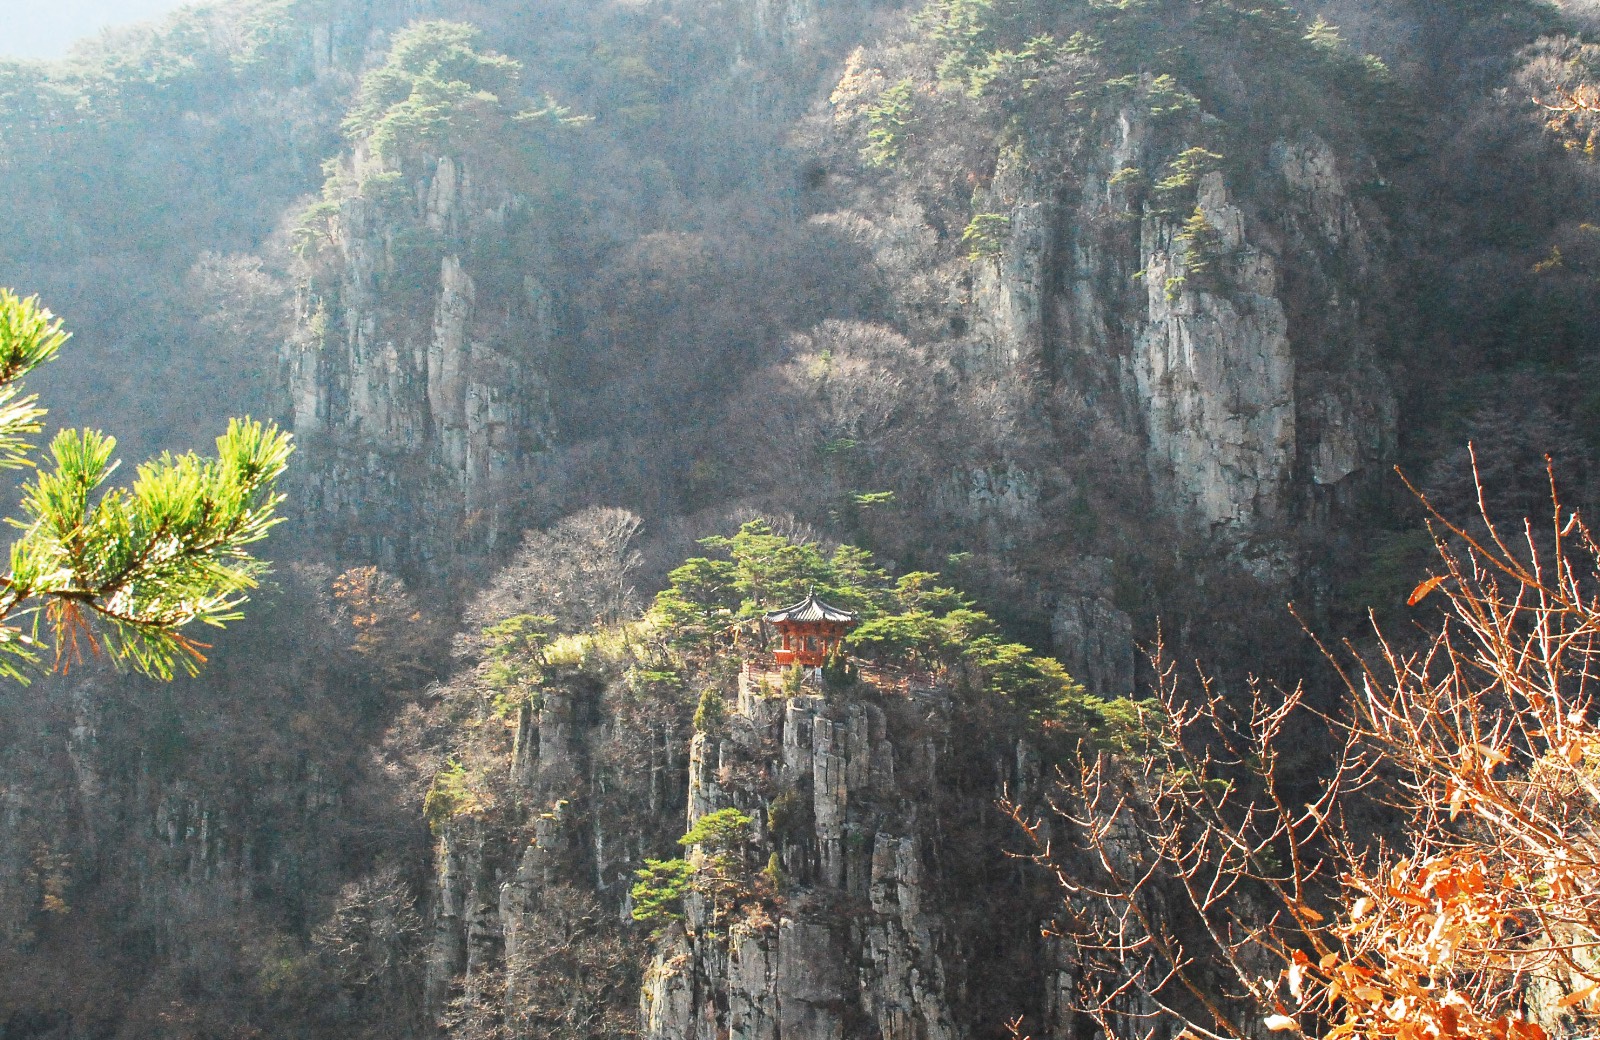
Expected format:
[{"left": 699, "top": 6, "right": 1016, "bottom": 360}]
[{"left": 4, "top": 0, "right": 1600, "bottom": 1036}]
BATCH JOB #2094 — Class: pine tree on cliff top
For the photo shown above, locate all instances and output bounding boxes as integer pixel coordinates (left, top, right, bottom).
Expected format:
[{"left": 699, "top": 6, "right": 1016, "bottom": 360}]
[{"left": 0, "top": 290, "right": 293, "bottom": 680}]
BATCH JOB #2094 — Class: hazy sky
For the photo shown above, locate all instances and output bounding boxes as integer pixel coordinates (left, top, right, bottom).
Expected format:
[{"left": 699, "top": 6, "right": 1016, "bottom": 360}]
[{"left": 0, "top": 0, "right": 191, "bottom": 60}]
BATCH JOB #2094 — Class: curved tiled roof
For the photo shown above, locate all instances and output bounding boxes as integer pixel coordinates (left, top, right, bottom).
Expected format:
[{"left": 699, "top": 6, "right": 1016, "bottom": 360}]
[{"left": 763, "top": 591, "right": 859, "bottom": 625}]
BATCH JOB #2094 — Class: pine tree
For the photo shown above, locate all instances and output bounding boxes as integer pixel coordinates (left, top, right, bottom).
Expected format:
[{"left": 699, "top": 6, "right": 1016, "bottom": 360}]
[{"left": 0, "top": 291, "right": 293, "bottom": 680}]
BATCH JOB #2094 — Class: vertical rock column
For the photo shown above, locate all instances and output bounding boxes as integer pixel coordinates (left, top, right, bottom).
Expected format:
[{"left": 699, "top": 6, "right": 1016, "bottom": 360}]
[{"left": 1134, "top": 172, "right": 1296, "bottom": 533}]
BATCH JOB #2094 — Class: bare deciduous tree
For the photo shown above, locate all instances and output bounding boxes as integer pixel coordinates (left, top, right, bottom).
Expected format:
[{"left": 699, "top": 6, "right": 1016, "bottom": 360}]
[
  {"left": 314, "top": 868, "right": 426, "bottom": 996},
  {"left": 465, "top": 507, "right": 644, "bottom": 635},
  {"left": 313, "top": 867, "right": 427, "bottom": 1033},
  {"left": 1013, "top": 460, "right": 1600, "bottom": 1040},
  {"left": 440, "top": 885, "right": 638, "bottom": 1040}
]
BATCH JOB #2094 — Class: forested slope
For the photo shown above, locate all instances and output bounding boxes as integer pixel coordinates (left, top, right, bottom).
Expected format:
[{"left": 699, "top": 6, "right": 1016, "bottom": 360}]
[{"left": 2, "top": 0, "right": 1600, "bottom": 1036}]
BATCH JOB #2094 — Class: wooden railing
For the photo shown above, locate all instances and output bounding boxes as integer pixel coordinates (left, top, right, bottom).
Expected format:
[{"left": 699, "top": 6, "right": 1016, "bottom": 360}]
[{"left": 740, "top": 655, "right": 944, "bottom": 700}]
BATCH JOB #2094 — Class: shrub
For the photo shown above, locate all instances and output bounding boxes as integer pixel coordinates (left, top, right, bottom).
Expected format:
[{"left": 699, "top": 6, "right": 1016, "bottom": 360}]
[
  {"left": 630, "top": 858, "right": 692, "bottom": 927},
  {"left": 781, "top": 664, "right": 808, "bottom": 697},
  {"left": 766, "top": 789, "right": 804, "bottom": 841},
  {"left": 1152, "top": 147, "right": 1225, "bottom": 213},
  {"left": 692, "top": 687, "right": 726, "bottom": 735},
  {"left": 422, "top": 760, "right": 487, "bottom": 834},
  {"left": 862, "top": 79, "right": 918, "bottom": 167},
  {"left": 961, "top": 212, "right": 1011, "bottom": 260},
  {"left": 480, "top": 613, "right": 553, "bottom": 716}
]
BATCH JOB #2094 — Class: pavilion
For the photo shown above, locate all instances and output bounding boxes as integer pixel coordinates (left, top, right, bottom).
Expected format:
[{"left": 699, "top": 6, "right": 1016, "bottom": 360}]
[{"left": 763, "top": 591, "right": 859, "bottom": 667}]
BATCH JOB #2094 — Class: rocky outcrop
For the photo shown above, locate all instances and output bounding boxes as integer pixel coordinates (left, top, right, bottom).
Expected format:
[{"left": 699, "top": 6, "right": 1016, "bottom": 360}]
[
  {"left": 907, "top": 109, "right": 1397, "bottom": 553},
  {"left": 749, "top": 0, "right": 821, "bottom": 50},
  {"left": 814, "top": 79, "right": 1397, "bottom": 592},
  {"left": 970, "top": 152, "right": 1055, "bottom": 374},
  {"left": 1052, "top": 594, "right": 1136, "bottom": 699},
  {"left": 288, "top": 152, "right": 556, "bottom": 561},
  {"left": 639, "top": 679, "right": 963, "bottom": 1040},
  {"left": 421, "top": 660, "right": 1065, "bottom": 1040},
  {"left": 1134, "top": 170, "right": 1299, "bottom": 533}
]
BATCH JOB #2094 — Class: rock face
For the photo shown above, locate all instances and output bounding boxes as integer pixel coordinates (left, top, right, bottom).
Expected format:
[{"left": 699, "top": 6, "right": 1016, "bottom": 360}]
[
  {"left": 832, "top": 102, "right": 1396, "bottom": 567},
  {"left": 1133, "top": 170, "right": 1300, "bottom": 533},
  {"left": 976, "top": 119, "right": 1396, "bottom": 543},
  {"left": 793, "top": 86, "right": 1400, "bottom": 696},
  {"left": 749, "top": 0, "right": 821, "bottom": 49},
  {"left": 425, "top": 663, "right": 1058, "bottom": 1040},
  {"left": 287, "top": 151, "right": 556, "bottom": 564},
  {"left": 1052, "top": 593, "right": 1136, "bottom": 699},
  {"left": 639, "top": 684, "right": 960, "bottom": 1040}
]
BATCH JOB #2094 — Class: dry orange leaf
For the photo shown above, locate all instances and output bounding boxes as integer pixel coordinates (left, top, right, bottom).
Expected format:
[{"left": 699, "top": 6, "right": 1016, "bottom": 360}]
[
  {"left": 1408, "top": 575, "right": 1447, "bottom": 606},
  {"left": 1558, "top": 982, "right": 1599, "bottom": 1008},
  {"left": 1475, "top": 744, "right": 1510, "bottom": 768}
]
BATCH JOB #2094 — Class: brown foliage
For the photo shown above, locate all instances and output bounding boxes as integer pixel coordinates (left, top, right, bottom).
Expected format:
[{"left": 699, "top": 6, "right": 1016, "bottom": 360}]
[
  {"left": 1013, "top": 459, "right": 1600, "bottom": 1040},
  {"left": 327, "top": 566, "right": 442, "bottom": 687},
  {"left": 1525, "top": 36, "right": 1600, "bottom": 154}
]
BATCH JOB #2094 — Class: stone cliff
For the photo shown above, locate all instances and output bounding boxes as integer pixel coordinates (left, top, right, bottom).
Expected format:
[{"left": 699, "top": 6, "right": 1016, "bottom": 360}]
[
  {"left": 832, "top": 110, "right": 1396, "bottom": 553},
  {"left": 424, "top": 662, "right": 1068, "bottom": 1040},
  {"left": 789, "top": 46, "right": 1404, "bottom": 708},
  {"left": 288, "top": 148, "right": 557, "bottom": 566}
]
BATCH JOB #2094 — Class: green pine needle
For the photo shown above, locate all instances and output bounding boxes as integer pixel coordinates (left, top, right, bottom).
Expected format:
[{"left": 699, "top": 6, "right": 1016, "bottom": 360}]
[{"left": 0, "top": 292, "right": 294, "bottom": 682}]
